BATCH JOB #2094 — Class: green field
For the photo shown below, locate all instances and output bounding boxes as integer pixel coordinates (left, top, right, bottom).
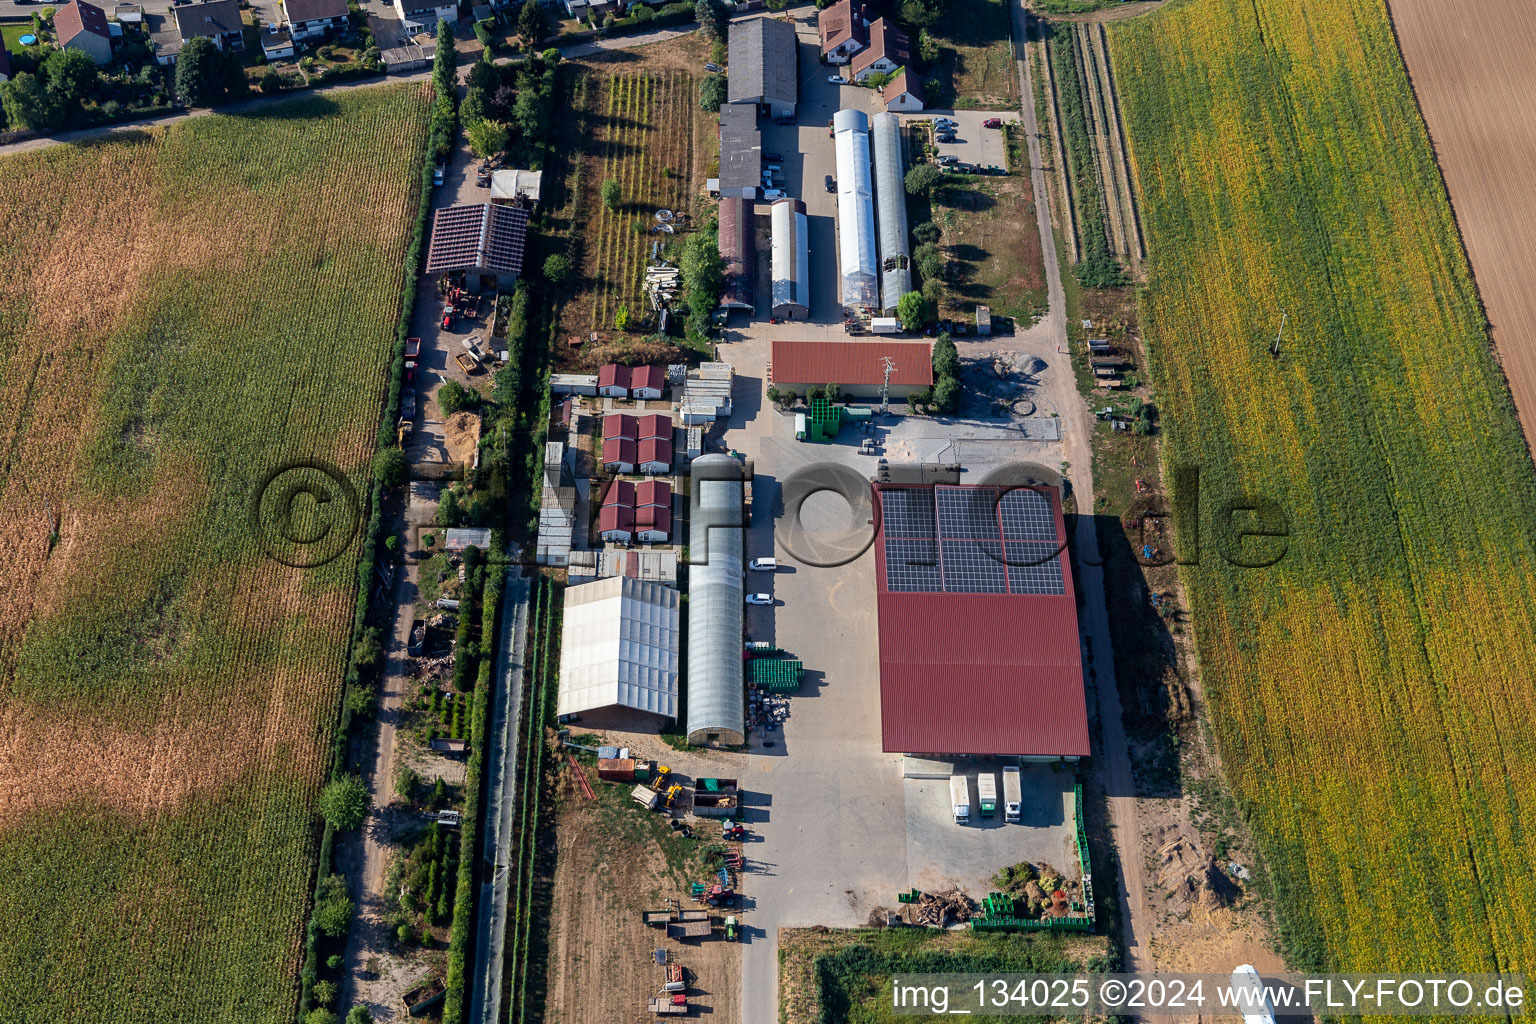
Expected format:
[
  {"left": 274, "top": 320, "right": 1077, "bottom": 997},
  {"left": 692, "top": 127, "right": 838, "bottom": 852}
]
[
  {"left": 1109, "top": 0, "right": 1536, "bottom": 978},
  {"left": 0, "top": 85, "right": 429, "bottom": 1021}
]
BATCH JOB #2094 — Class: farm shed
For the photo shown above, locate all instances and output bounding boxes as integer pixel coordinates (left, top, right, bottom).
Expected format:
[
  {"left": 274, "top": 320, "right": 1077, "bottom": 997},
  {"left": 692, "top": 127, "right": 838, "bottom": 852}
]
[
  {"left": 871, "top": 112, "right": 911, "bottom": 312},
  {"left": 425, "top": 203, "right": 529, "bottom": 292},
  {"left": 549, "top": 373, "right": 598, "bottom": 396},
  {"left": 818, "top": 0, "right": 868, "bottom": 63},
  {"left": 770, "top": 199, "right": 810, "bottom": 320},
  {"left": 537, "top": 488, "right": 576, "bottom": 566},
  {"left": 718, "top": 197, "right": 757, "bottom": 311},
  {"left": 717, "top": 105, "right": 763, "bottom": 200},
  {"left": 490, "top": 169, "right": 543, "bottom": 205},
  {"left": 381, "top": 42, "right": 430, "bottom": 72},
  {"left": 769, "top": 340, "right": 933, "bottom": 399},
  {"left": 686, "top": 455, "right": 746, "bottom": 745},
  {"left": 681, "top": 363, "right": 734, "bottom": 423},
  {"left": 568, "top": 549, "right": 678, "bottom": 587},
  {"left": 56, "top": 1, "right": 113, "bottom": 64},
  {"left": 850, "top": 17, "right": 909, "bottom": 83},
  {"left": 557, "top": 577, "right": 680, "bottom": 725},
  {"left": 833, "top": 109, "right": 880, "bottom": 313},
  {"left": 873, "top": 484, "right": 1089, "bottom": 759},
  {"left": 727, "top": 16, "right": 798, "bottom": 119}
]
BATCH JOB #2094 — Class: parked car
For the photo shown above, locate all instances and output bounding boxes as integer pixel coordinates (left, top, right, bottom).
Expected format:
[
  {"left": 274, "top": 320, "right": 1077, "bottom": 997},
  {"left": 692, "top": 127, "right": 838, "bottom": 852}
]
[
  {"left": 933, "top": 117, "right": 956, "bottom": 128},
  {"left": 763, "top": 188, "right": 788, "bottom": 200},
  {"left": 764, "top": 164, "right": 782, "bottom": 174},
  {"left": 936, "top": 134, "right": 957, "bottom": 144},
  {"left": 750, "top": 558, "right": 778, "bottom": 571},
  {"left": 938, "top": 154, "right": 959, "bottom": 165},
  {"left": 476, "top": 166, "right": 491, "bottom": 187},
  {"left": 825, "top": 174, "right": 836, "bottom": 192},
  {"left": 433, "top": 165, "right": 445, "bottom": 186},
  {"left": 827, "top": 75, "right": 844, "bottom": 84},
  {"left": 704, "top": 62, "right": 724, "bottom": 73},
  {"left": 982, "top": 117, "right": 1003, "bottom": 129},
  {"left": 763, "top": 151, "right": 784, "bottom": 162},
  {"left": 745, "top": 593, "right": 774, "bottom": 605}
]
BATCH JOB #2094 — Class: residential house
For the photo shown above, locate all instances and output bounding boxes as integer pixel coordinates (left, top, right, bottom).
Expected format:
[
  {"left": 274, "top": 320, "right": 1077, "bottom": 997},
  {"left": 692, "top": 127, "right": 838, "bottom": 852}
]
[
  {"left": 602, "top": 438, "right": 638, "bottom": 474},
  {"left": 55, "top": 0, "right": 113, "bottom": 65},
  {"left": 394, "top": 0, "right": 458, "bottom": 34},
  {"left": 603, "top": 412, "right": 638, "bottom": 441},
  {"left": 599, "top": 480, "right": 636, "bottom": 541},
  {"left": 283, "top": 0, "right": 349, "bottom": 41},
  {"left": 637, "top": 436, "right": 672, "bottom": 475},
  {"left": 881, "top": 68, "right": 923, "bottom": 112},
  {"left": 817, "top": 0, "right": 867, "bottom": 64},
  {"left": 850, "top": 18, "right": 909, "bottom": 83},
  {"left": 597, "top": 365, "right": 633, "bottom": 398},
  {"left": 173, "top": 0, "right": 246, "bottom": 56},
  {"left": 630, "top": 366, "right": 666, "bottom": 400},
  {"left": 727, "top": 16, "right": 797, "bottom": 119},
  {"left": 601, "top": 480, "right": 672, "bottom": 543},
  {"left": 602, "top": 413, "right": 672, "bottom": 475}
]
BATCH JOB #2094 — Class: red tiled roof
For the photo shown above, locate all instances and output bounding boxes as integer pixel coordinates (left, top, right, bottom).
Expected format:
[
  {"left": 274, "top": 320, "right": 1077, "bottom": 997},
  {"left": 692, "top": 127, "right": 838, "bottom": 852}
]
[
  {"left": 602, "top": 479, "right": 635, "bottom": 508},
  {"left": 818, "top": 0, "right": 865, "bottom": 54},
  {"left": 603, "top": 413, "right": 637, "bottom": 440},
  {"left": 597, "top": 364, "right": 631, "bottom": 390},
  {"left": 874, "top": 485, "right": 1089, "bottom": 758},
  {"left": 638, "top": 437, "right": 672, "bottom": 468},
  {"left": 852, "top": 17, "right": 909, "bottom": 76},
  {"left": 884, "top": 68, "right": 920, "bottom": 101},
  {"left": 635, "top": 506, "right": 671, "bottom": 535},
  {"left": 599, "top": 503, "right": 634, "bottom": 534},
  {"left": 56, "top": 0, "right": 110, "bottom": 42},
  {"left": 770, "top": 340, "right": 933, "bottom": 388},
  {"left": 637, "top": 413, "right": 671, "bottom": 440},
  {"left": 635, "top": 480, "right": 671, "bottom": 508},
  {"left": 630, "top": 365, "right": 667, "bottom": 393},
  {"left": 602, "top": 438, "right": 637, "bottom": 468}
]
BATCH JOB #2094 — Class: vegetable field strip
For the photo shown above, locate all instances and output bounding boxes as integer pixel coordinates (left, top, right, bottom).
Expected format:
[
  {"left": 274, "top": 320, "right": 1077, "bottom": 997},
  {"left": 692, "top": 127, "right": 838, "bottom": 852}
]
[
  {"left": 0, "top": 86, "right": 429, "bottom": 1023},
  {"left": 1109, "top": 0, "right": 1536, "bottom": 978},
  {"left": 582, "top": 70, "right": 695, "bottom": 332}
]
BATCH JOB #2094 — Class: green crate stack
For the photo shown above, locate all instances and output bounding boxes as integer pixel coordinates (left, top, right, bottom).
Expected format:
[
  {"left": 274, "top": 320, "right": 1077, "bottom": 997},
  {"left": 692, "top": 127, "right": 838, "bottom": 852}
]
[{"left": 748, "top": 658, "right": 804, "bottom": 692}]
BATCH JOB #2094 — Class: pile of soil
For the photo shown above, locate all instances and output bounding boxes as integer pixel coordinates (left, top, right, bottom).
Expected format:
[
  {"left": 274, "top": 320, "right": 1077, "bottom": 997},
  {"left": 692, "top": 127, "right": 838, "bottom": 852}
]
[{"left": 443, "top": 412, "right": 481, "bottom": 466}]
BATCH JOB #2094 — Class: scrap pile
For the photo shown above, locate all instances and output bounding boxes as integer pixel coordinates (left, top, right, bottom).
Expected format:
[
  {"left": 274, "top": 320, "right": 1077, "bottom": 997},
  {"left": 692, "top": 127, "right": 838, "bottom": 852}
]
[
  {"left": 905, "top": 889, "right": 974, "bottom": 928},
  {"left": 748, "top": 691, "right": 791, "bottom": 733}
]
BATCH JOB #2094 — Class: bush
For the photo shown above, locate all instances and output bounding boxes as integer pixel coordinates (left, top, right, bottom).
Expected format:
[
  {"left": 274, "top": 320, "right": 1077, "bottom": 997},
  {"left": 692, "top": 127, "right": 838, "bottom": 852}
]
[
  {"left": 317, "top": 774, "right": 369, "bottom": 831},
  {"left": 437, "top": 379, "right": 478, "bottom": 415},
  {"left": 905, "top": 162, "right": 943, "bottom": 195},
  {"left": 912, "top": 221, "right": 941, "bottom": 245},
  {"left": 700, "top": 73, "right": 726, "bottom": 111},
  {"left": 374, "top": 445, "right": 408, "bottom": 486},
  {"left": 346, "top": 1008, "right": 374, "bottom": 1024},
  {"left": 326, "top": 954, "right": 344, "bottom": 971},
  {"left": 304, "top": 1010, "right": 339, "bottom": 1024},
  {"left": 914, "top": 241, "right": 942, "bottom": 282},
  {"left": 543, "top": 252, "right": 572, "bottom": 284},
  {"left": 312, "top": 980, "right": 338, "bottom": 1007},
  {"left": 897, "top": 290, "right": 931, "bottom": 331},
  {"left": 352, "top": 628, "right": 384, "bottom": 670},
  {"left": 601, "top": 177, "right": 621, "bottom": 210},
  {"left": 313, "top": 874, "right": 354, "bottom": 939}
]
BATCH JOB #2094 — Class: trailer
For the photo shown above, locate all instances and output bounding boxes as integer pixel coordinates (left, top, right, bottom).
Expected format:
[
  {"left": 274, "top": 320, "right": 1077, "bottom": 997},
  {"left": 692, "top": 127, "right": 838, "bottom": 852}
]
[
  {"left": 692, "top": 778, "right": 740, "bottom": 817},
  {"left": 648, "top": 995, "right": 688, "bottom": 1015},
  {"left": 950, "top": 775, "right": 970, "bottom": 824},
  {"left": 455, "top": 352, "right": 481, "bottom": 375},
  {"left": 870, "top": 316, "right": 901, "bottom": 334},
  {"left": 667, "top": 918, "right": 713, "bottom": 941},
  {"left": 1003, "top": 765, "right": 1022, "bottom": 823},
  {"left": 977, "top": 772, "right": 998, "bottom": 818},
  {"left": 405, "top": 337, "right": 422, "bottom": 359},
  {"left": 643, "top": 910, "right": 673, "bottom": 927}
]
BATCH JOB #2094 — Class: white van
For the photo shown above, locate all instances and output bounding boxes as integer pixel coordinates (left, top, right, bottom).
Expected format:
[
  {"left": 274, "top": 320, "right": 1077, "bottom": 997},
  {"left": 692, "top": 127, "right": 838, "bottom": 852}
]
[{"left": 750, "top": 557, "right": 778, "bottom": 571}]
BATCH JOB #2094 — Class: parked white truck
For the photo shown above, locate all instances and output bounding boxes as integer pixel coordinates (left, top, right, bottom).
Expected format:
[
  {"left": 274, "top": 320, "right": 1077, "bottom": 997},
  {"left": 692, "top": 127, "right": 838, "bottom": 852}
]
[
  {"left": 1003, "top": 765, "right": 1022, "bottom": 823},
  {"left": 949, "top": 775, "right": 970, "bottom": 824},
  {"left": 977, "top": 772, "right": 998, "bottom": 817}
]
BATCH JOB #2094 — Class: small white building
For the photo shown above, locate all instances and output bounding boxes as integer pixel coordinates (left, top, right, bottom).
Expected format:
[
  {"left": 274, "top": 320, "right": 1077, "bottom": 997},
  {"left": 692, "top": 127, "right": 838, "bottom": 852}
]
[
  {"left": 558, "top": 577, "right": 680, "bottom": 725},
  {"left": 881, "top": 69, "right": 924, "bottom": 113}
]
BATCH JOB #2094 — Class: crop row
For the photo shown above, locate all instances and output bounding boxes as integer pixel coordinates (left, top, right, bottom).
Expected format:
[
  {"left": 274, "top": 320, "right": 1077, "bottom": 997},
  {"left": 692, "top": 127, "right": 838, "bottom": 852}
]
[
  {"left": 0, "top": 85, "right": 430, "bottom": 1023},
  {"left": 1109, "top": 0, "right": 1536, "bottom": 979}
]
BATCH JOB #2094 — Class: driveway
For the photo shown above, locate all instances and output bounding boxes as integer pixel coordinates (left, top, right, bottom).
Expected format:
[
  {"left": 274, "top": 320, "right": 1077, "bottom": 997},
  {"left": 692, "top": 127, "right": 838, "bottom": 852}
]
[{"left": 907, "top": 108, "right": 1012, "bottom": 171}]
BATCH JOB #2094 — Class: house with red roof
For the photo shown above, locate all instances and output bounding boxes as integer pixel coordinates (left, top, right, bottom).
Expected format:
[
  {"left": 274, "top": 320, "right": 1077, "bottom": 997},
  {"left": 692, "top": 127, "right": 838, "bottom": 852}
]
[
  {"left": 56, "top": 0, "right": 113, "bottom": 64},
  {"left": 850, "top": 18, "right": 910, "bottom": 84}
]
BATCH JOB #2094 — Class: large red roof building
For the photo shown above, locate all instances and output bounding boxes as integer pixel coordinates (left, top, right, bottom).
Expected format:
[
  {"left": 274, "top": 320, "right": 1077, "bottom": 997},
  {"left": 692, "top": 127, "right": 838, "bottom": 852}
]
[{"left": 873, "top": 483, "right": 1089, "bottom": 759}]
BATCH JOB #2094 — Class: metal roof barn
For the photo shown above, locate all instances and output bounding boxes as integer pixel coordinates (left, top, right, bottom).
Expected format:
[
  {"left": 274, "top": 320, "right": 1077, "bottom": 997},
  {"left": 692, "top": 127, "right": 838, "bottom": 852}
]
[
  {"left": 770, "top": 198, "right": 810, "bottom": 319},
  {"left": 833, "top": 109, "right": 880, "bottom": 312},
  {"left": 871, "top": 112, "right": 911, "bottom": 312},
  {"left": 425, "top": 203, "right": 529, "bottom": 290},
  {"left": 873, "top": 484, "right": 1090, "bottom": 758},
  {"left": 717, "top": 104, "right": 763, "bottom": 199},
  {"left": 727, "top": 16, "right": 798, "bottom": 118},
  {"left": 686, "top": 455, "right": 745, "bottom": 745},
  {"left": 558, "top": 577, "right": 680, "bottom": 722},
  {"left": 719, "top": 196, "right": 756, "bottom": 310}
]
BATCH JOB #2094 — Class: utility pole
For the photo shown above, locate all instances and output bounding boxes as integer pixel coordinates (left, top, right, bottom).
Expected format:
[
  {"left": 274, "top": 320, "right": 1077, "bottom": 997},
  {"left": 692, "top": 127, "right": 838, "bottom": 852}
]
[
  {"left": 1271, "top": 308, "right": 1287, "bottom": 359},
  {"left": 880, "top": 355, "right": 896, "bottom": 415}
]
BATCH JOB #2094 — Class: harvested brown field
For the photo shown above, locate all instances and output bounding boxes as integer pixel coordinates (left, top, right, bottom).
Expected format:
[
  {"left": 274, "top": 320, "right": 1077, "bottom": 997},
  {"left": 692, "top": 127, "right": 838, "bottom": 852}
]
[
  {"left": 1389, "top": 0, "right": 1536, "bottom": 439},
  {"left": 0, "top": 86, "right": 429, "bottom": 1023}
]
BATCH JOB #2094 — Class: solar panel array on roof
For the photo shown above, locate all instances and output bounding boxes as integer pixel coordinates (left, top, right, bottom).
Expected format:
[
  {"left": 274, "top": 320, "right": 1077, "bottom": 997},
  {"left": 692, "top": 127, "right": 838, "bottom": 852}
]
[{"left": 880, "top": 485, "right": 1065, "bottom": 595}]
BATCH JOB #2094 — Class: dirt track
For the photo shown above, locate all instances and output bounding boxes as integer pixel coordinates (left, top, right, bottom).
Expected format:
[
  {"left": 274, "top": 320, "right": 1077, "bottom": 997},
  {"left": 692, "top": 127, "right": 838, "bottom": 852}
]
[{"left": 1389, "top": 0, "right": 1536, "bottom": 437}]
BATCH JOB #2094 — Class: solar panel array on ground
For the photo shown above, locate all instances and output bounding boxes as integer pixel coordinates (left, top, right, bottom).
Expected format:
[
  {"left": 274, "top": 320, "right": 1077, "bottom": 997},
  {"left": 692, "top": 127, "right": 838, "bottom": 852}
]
[{"left": 880, "top": 486, "right": 1065, "bottom": 595}]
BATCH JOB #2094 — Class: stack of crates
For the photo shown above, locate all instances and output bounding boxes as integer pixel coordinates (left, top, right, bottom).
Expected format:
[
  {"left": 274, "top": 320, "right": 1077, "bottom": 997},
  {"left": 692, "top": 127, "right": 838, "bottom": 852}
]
[{"left": 748, "top": 658, "right": 804, "bottom": 692}]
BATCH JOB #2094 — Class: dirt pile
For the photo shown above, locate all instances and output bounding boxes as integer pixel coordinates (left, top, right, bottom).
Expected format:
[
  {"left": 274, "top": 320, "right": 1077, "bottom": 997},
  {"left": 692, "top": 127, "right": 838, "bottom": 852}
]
[{"left": 442, "top": 412, "right": 481, "bottom": 466}]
